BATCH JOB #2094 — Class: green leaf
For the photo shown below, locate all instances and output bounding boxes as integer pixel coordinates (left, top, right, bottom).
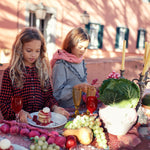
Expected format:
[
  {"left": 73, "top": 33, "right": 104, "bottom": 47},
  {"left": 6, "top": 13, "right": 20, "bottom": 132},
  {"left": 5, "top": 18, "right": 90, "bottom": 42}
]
[{"left": 64, "top": 121, "right": 73, "bottom": 128}]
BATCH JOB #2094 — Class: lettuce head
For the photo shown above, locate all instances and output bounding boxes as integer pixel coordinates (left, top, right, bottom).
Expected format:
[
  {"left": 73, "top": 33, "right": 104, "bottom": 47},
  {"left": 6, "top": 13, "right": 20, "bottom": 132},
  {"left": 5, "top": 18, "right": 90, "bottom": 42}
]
[{"left": 99, "top": 78, "right": 140, "bottom": 108}]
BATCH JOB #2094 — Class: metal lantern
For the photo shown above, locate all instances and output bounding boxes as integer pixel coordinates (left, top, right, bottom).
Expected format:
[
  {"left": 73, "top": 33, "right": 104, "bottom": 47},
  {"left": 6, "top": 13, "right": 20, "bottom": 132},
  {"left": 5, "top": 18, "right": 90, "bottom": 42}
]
[
  {"left": 80, "top": 11, "right": 90, "bottom": 25},
  {"left": 35, "top": 3, "right": 46, "bottom": 20}
]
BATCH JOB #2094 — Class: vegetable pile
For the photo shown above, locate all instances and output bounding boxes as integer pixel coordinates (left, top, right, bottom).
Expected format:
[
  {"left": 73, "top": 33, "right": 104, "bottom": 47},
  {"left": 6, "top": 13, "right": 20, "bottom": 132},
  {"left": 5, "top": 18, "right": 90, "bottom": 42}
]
[
  {"left": 0, "top": 120, "right": 66, "bottom": 149},
  {"left": 99, "top": 78, "right": 140, "bottom": 108}
]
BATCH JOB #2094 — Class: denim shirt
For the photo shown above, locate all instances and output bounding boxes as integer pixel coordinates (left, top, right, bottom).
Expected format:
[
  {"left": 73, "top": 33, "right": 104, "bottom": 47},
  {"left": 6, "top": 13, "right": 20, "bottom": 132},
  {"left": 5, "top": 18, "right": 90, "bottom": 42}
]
[{"left": 52, "top": 59, "right": 87, "bottom": 108}]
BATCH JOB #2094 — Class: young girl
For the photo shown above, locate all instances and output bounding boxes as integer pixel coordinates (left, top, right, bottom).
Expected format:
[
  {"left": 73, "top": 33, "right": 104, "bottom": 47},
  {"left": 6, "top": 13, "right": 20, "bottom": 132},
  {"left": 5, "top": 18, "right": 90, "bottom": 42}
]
[
  {"left": 0, "top": 27, "right": 69, "bottom": 123},
  {"left": 51, "top": 27, "right": 90, "bottom": 108}
]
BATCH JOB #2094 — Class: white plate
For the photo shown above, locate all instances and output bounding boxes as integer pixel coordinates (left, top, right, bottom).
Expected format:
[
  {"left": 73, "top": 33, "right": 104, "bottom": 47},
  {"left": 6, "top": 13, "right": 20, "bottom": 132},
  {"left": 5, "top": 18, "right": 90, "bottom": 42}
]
[
  {"left": 12, "top": 144, "right": 28, "bottom": 150},
  {"left": 27, "top": 112, "right": 67, "bottom": 129},
  {"left": 0, "top": 138, "right": 28, "bottom": 150}
]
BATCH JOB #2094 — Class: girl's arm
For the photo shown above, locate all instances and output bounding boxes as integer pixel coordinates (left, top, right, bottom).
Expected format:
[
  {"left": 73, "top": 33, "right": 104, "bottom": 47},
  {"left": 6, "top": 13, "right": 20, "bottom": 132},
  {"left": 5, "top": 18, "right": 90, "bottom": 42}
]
[{"left": 0, "top": 68, "right": 15, "bottom": 120}]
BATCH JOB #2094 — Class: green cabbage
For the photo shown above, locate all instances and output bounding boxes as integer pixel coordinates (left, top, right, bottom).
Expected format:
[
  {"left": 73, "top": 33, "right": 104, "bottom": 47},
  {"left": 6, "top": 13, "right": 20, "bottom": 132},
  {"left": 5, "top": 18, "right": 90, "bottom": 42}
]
[{"left": 99, "top": 78, "right": 140, "bottom": 108}]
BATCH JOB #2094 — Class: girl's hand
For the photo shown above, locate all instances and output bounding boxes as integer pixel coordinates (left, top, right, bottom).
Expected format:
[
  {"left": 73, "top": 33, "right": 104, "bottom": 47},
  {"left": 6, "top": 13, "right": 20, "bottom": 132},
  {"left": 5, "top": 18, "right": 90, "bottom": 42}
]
[
  {"left": 19, "top": 109, "right": 32, "bottom": 123},
  {"left": 53, "top": 105, "right": 70, "bottom": 119}
]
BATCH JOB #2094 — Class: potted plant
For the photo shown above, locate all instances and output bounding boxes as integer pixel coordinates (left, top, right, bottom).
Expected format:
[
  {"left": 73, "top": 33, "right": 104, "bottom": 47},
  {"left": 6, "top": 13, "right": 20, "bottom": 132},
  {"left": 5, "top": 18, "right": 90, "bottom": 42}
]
[{"left": 98, "top": 78, "right": 140, "bottom": 135}]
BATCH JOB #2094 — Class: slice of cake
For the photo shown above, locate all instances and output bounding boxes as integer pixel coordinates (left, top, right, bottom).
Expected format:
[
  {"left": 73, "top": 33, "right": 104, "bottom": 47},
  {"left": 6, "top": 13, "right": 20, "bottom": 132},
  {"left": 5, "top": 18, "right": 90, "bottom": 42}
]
[
  {"left": 0, "top": 139, "right": 14, "bottom": 150},
  {"left": 38, "top": 107, "right": 51, "bottom": 124}
]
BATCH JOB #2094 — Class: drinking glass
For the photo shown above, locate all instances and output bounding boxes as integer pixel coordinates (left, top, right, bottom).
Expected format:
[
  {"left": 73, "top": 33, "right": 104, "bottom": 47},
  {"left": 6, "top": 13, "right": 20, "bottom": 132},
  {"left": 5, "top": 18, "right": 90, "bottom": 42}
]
[
  {"left": 87, "top": 86, "right": 96, "bottom": 97},
  {"left": 73, "top": 87, "right": 82, "bottom": 116},
  {"left": 86, "top": 96, "right": 98, "bottom": 114},
  {"left": 11, "top": 96, "right": 23, "bottom": 122},
  {"left": 86, "top": 86, "right": 97, "bottom": 114}
]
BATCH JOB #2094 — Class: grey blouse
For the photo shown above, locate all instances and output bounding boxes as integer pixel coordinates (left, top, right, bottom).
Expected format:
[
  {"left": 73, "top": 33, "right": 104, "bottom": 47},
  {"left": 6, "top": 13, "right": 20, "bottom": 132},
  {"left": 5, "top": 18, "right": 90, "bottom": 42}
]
[{"left": 52, "top": 59, "right": 87, "bottom": 108}]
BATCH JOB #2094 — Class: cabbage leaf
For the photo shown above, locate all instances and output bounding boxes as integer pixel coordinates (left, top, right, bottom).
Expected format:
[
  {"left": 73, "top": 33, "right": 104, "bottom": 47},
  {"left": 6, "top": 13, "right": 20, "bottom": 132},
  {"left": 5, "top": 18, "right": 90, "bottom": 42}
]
[{"left": 99, "top": 78, "right": 140, "bottom": 108}]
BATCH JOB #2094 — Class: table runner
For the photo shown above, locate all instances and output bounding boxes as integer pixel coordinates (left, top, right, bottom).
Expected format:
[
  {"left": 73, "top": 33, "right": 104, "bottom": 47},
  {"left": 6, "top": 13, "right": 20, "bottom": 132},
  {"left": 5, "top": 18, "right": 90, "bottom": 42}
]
[{"left": 0, "top": 103, "right": 150, "bottom": 150}]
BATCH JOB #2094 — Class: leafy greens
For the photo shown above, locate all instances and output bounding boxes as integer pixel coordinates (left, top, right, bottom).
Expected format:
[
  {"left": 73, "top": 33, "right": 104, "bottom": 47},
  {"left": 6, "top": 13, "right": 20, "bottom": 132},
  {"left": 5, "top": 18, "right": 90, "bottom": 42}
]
[{"left": 99, "top": 78, "right": 140, "bottom": 108}]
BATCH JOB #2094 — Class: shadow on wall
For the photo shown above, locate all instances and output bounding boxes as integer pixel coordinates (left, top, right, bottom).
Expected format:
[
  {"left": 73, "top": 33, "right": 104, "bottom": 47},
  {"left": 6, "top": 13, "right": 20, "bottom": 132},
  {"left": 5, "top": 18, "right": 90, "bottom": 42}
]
[{"left": 86, "top": 56, "right": 144, "bottom": 88}]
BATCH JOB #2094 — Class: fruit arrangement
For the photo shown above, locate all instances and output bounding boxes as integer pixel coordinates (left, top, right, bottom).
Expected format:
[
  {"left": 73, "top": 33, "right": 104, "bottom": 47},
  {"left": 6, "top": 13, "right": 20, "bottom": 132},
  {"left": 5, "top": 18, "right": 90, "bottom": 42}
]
[{"left": 63, "top": 115, "right": 107, "bottom": 149}]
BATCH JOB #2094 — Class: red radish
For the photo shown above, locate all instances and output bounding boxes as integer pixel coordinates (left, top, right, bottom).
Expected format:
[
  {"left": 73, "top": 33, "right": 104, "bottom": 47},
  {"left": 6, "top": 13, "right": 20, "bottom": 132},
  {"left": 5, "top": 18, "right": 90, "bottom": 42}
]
[
  {"left": 65, "top": 135, "right": 77, "bottom": 149},
  {"left": 28, "top": 130, "right": 40, "bottom": 138},
  {"left": 10, "top": 125, "right": 20, "bottom": 135},
  {"left": 47, "top": 136, "right": 55, "bottom": 144},
  {"left": 49, "top": 130, "right": 59, "bottom": 137},
  {"left": 0, "top": 123, "right": 10, "bottom": 134},
  {"left": 20, "top": 128, "right": 30, "bottom": 137},
  {"left": 54, "top": 136, "right": 66, "bottom": 148}
]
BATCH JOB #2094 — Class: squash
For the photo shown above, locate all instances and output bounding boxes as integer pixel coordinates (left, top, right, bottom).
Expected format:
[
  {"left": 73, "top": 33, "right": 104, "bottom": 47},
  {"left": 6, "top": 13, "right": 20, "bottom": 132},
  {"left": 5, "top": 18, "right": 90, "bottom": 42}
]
[{"left": 63, "top": 127, "right": 93, "bottom": 145}]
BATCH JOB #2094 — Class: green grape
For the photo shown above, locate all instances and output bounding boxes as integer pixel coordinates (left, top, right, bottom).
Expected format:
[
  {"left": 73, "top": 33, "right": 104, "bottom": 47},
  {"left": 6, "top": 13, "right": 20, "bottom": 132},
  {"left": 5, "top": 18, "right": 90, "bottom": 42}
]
[
  {"left": 103, "top": 144, "right": 108, "bottom": 149},
  {"left": 39, "top": 136, "right": 46, "bottom": 142},
  {"left": 34, "top": 136, "right": 39, "bottom": 140},
  {"left": 41, "top": 144, "right": 47, "bottom": 150},
  {"left": 38, "top": 140, "right": 43, "bottom": 146},
  {"left": 88, "top": 124, "right": 93, "bottom": 129},
  {"left": 55, "top": 145, "right": 60, "bottom": 150},
  {"left": 30, "top": 144, "right": 35, "bottom": 150},
  {"left": 43, "top": 141, "right": 48, "bottom": 146},
  {"left": 35, "top": 145, "right": 41, "bottom": 150},
  {"left": 47, "top": 146, "right": 53, "bottom": 150},
  {"left": 93, "top": 129, "right": 99, "bottom": 134},
  {"left": 51, "top": 143, "right": 57, "bottom": 147}
]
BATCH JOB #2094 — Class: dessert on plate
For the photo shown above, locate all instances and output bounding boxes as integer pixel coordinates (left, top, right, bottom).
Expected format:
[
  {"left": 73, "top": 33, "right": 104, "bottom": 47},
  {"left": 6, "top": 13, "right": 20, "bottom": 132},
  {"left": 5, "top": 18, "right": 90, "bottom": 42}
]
[
  {"left": 38, "top": 107, "right": 51, "bottom": 124},
  {"left": 0, "top": 139, "right": 14, "bottom": 150}
]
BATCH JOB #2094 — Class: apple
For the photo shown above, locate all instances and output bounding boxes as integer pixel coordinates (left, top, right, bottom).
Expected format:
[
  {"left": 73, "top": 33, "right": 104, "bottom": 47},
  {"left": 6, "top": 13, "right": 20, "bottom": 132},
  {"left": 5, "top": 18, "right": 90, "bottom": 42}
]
[{"left": 65, "top": 135, "right": 77, "bottom": 149}]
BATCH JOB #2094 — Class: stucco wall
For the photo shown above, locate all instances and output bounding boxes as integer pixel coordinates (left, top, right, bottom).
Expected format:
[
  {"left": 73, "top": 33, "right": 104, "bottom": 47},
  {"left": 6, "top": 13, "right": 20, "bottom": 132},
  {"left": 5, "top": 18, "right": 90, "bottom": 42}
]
[{"left": 0, "top": 0, "right": 150, "bottom": 63}]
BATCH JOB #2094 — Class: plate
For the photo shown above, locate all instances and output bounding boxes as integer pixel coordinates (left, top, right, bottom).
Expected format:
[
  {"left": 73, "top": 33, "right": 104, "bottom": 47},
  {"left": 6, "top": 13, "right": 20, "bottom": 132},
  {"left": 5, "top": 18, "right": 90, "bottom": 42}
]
[
  {"left": 0, "top": 137, "right": 28, "bottom": 150},
  {"left": 12, "top": 144, "right": 28, "bottom": 150},
  {"left": 27, "top": 112, "right": 67, "bottom": 128}
]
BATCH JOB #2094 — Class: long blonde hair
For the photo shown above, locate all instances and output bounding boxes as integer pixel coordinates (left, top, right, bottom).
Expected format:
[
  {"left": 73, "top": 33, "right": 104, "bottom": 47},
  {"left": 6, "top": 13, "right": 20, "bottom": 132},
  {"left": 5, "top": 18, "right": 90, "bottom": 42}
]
[{"left": 9, "top": 27, "right": 50, "bottom": 90}]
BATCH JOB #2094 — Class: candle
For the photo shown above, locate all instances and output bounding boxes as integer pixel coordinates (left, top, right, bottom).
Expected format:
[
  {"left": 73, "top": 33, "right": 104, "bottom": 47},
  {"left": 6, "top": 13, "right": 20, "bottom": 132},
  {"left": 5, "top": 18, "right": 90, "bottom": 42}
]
[
  {"left": 142, "top": 45, "right": 150, "bottom": 76},
  {"left": 144, "top": 42, "right": 148, "bottom": 64},
  {"left": 121, "top": 40, "right": 126, "bottom": 70}
]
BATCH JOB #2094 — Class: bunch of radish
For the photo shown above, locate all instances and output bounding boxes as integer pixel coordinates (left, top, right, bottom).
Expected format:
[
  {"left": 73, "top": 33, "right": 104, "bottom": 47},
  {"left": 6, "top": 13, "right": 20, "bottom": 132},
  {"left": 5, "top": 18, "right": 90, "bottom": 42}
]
[{"left": 0, "top": 120, "right": 66, "bottom": 149}]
